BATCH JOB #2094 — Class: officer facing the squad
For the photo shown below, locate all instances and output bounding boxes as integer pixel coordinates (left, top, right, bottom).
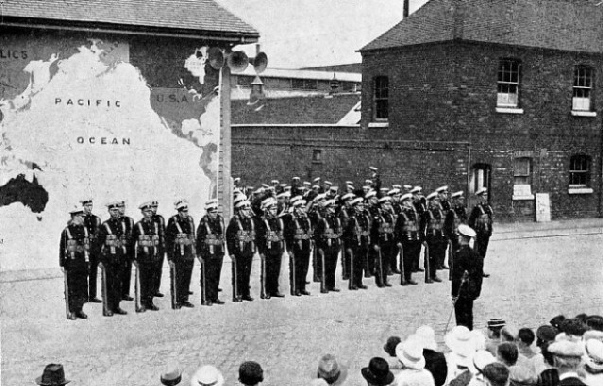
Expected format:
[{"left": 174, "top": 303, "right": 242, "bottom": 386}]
[{"left": 469, "top": 187, "right": 493, "bottom": 278}]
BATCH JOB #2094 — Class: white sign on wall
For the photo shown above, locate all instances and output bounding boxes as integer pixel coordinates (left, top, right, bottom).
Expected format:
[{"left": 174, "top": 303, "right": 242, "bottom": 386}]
[{"left": 535, "top": 193, "right": 551, "bottom": 222}]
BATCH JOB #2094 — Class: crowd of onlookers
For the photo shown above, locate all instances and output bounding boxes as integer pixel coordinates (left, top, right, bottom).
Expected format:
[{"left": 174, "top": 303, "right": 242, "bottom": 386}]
[{"left": 34, "top": 314, "right": 603, "bottom": 386}]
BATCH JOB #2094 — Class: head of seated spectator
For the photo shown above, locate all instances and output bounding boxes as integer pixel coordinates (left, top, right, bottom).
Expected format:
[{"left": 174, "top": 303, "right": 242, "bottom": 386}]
[
  {"left": 547, "top": 340, "right": 584, "bottom": 376},
  {"left": 517, "top": 328, "right": 536, "bottom": 358},
  {"left": 535, "top": 325, "right": 558, "bottom": 351},
  {"left": 486, "top": 319, "right": 506, "bottom": 340},
  {"left": 317, "top": 354, "right": 347, "bottom": 386},
  {"left": 586, "top": 315, "right": 603, "bottom": 332},
  {"left": 361, "top": 357, "right": 394, "bottom": 386},
  {"left": 584, "top": 339, "right": 603, "bottom": 375},
  {"left": 501, "top": 325, "right": 518, "bottom": 343},
  {"left": 160, "top": 360, "right": 183, "bottom": 386},
  {"left": 396, "top": 336, "right": 426, "bottom": 370},
  {"left": 497, "top": 342, "right": 519, "bottom": 367},
  {"left": 471, "top": 330, "right": 487, "bottom": 351},
  {"left": 508, "top": 366, "right": 537, "bottom": 386},
  {"left": 190, "top": 365, "right": 224, "bottom": 386},
  {"left": 415, "top": 326, "right": 437, "bottom": 351},
  {"left": 559, "top": 318, "right": 587, "bottom": 339},
  {"left": 482, "top": 363, "right": 509, "bottom": 386},
  {"left": 575, "top": 313, "right": 588, "bottom": 324},
  {"left": 239, "top": 361, "right": 264, "bottom": 386},
  {"left": 472, "top": 350, "right": 496, "bottom": 375},
  {"left": 384, "top": 336, "right": 402, "bottom": 357},
  {"left": 446, "top": 326, "right": 477, "bottom": 371},
  {"left": 550, "top": 315, "right": 566, "bottom": 334},
  {"left": 35, "top": 364, "right": 70, "bottom": 386}
]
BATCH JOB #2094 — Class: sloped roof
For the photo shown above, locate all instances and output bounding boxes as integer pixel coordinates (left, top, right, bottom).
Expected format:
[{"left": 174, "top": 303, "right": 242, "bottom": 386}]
[
  {"left": 238, "top": 67, "right": 361, "bottom": 83},
  {"left": 361, "top": 0, "right": 603, "bottom": 54},
  {"left": 232, "top": 94, "right": 361, "bottom": 125},
  {"left": 1, "top": 0, "right": 259, "bottom": 40}
]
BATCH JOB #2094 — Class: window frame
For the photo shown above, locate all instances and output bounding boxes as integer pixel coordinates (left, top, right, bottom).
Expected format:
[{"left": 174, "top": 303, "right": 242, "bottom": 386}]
[
  {"left": 497, "top": 58, "right": 521, "bottom": 108},
  {"left": 572, "top": 65, "right": 594, "bottom": 112},
  {"left": 373, "top": 75, "right": 389, "bottom": 121},
  {"left": 568, "top": 154, "right": 591, "bottom": 188},
  {"left": 513, "top": 157, "right": 533, "bottom": 199}
]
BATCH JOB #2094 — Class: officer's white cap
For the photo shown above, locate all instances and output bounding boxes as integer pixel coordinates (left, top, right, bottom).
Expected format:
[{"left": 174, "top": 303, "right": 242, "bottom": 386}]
[
  {"left": 341, "top": 193, "right": 355, "bottom": 201},
  {"left": 313, "top": 177, "right": 321, "bottom": 183},
  {"left": 292, "top": 200, "right": 306, "bottom": 208},
  {"left": 379, "top": 196, "right": 392, "bottom": 203},
  {"left": 271, "top": 179, "right": 279, "bottom": 185},
  {"left": 426, "top": 192, "right": 438, "bottom": 201},
  {"left": 451, "top": 191, "right": 464, "bottom": 198},
  {"left": 69, "top": 204, "right": 85, "bottom": 215},
  {"left": 174, "top": 199, "right": 188, "bottom": 210},
  {"left": 320, "top": 199, "right": 335, "bottom": 208},
  {"left": 346, "top": 181, "right": 354, "bottom": 185},
  {"left": 388, "top": 188, "right": 401, "bottom": 196},
  {"left": 106, "top": 201, "right": 121, "bottom": 209},
  {"left": 139, "top": 201, "right": 153, "bottom": 210},
  {"left": 351, "top": 197, "right": 364, "bottom": 206},
  {"left": 261, "top": 198, "right": 276, "bottom": 209},
  {"left": 235, "top": 200, "right": 251, "bottom": 209},
  {"left": 205, "top": 200, "right": 219, "bottom": 211},
  {"left": 401, "top": 193, "right": 413, "bottom": 201},
  {"left": 365, "top": 179, "right": 373, "bottom": 185},
  {"left": 458, "top": 224, "right": 476, "bottom": 237},
  {"left": 80, "top": 199, "right": 93, "bottom": 205},
  {"left": 475, "top": 187, "right": 488, "bottom": 196},
  {"left": 392, "top": 184, "right": 402, "bottom": 189},
  {"left": 303, "top": 181, "right": 311, "bottom": 187},
  {"left": 410, "top": 186, "right": 422, "bottom": 194},
  {"left": 365, "top": 191, "right": 377, "bottom": 199},
  {"left": 403, "top": 185, "right": 413, "bottom": 190},
  {"left": 324, "top": 181, "right": 333, "bottom": 186},
  {"left": 436, "top": 185, "right": 449, "bottom": 193},
  {"left": 313, "top": 193, "right": 327, "bottom": 202},
  {"left": 276, "top": 192, "right": 290, "bottom": 199}
]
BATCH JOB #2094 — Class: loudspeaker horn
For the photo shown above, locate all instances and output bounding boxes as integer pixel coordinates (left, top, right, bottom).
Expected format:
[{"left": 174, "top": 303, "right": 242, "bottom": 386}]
[
  {"left": 250, "top": 52, "right": 268, "bottom": 74},
  {"left": 227, "top": 51, "right": 249, "bottom": 73},
  {"left": 207, "top": 47, "right": 225, "bottom": 70}
]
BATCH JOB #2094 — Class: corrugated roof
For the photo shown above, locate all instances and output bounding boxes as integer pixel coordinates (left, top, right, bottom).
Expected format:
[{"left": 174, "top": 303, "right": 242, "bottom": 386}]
[
  {"left": 1, "top": 0, "right": 259, "bottom": 39},
  {"left": 361, "top": 0, "right": 603, "bottom": 53},
  {"left": 238, "top": 67, "right": 362, "bottom": 83}
]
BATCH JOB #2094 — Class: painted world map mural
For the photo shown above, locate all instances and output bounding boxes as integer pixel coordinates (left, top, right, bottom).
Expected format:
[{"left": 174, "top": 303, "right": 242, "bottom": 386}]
[{"left": 0, "top": 36, "right": 222, "bottom": 271}]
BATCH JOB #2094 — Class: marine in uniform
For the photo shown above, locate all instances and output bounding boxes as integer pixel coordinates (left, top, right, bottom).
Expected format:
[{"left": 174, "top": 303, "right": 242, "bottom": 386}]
[
  {"left": 166, "top": 200, "right": 196, "bottom": 308},
  {"left": 468, "top": 187, "right": 493, "bottom": 278},
  {"left": 196, "top": 200, "right": 226, "bottom": 306},
  {"left": 132, "top": 202, "right": 161, "bottom": 312},
  {"left": 344, "top": 197, "right": 370, "bottom": 290},
  {"left": 59, "top": 205, "right": 90, "bottom": 319},
  {"left": 81, "top": 199, "right": 102, "bottom": 303},
  {"left": 411, "top": 186, "right": 426, "bottom": 272},
  {"left": 314, "top": 199, "right": 342, "bottom": 292},
  {"left": 394, "top": 193, "right": 421, "bottom": 285},
  {"left": 338, "top": 193, "right": 355, "bottom": 280},
  {"left": 423, "top": 192, "right": 445, "bottom": 283},
  {"left": 117, "top": 201, "right": 135, "bottom": 302},
  {"left": 365, "top": 190, "right": 380, "bottom": 277},
  {"left": 150, "top": 201, "right": 166, "bottom": 298},
  {"left": 284, "top": 199, "right": 313, "bottom": 296},
  {"left": 451, "top": 224, "right": 484, "bottom": 330},
  {"left": 226, "top": 200, "right": 256, "bottom": 302},
  {"left": 257, "top": 198, "right": 286, "bottom": 299},
  {"left": 370, "top": 197, "right": 395, "bottom": 287},
  {"left": 98, "top": 201, "right": 129, "bottom": 316},
  {"left": 435, "top": 185, "right": 451, "bottom": 270},
  {"left": 387, "top": 189, "right": 403, "bottom": 275}
]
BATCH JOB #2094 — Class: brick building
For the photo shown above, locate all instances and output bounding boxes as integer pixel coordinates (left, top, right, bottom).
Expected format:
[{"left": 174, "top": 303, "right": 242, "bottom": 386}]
[{"left": 233, "top": 0, "right": 603, "bottom": 221}]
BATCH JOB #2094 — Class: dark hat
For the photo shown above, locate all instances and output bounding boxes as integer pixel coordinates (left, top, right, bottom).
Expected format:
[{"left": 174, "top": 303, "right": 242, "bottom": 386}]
[
  {"left": 560, "top": 318, "right": 587, "bottom": 336},
  {"left": 361, "top": 357, "right": 394, "bottom": 386},
  {"left": 536, "top": 325, "right": 558, "bottom": 342},
  {"left": 586, "top": 315, "right": 603, "bottom": 331},
  {"left": 35, "top": 364, "right": 70, "bottom": 386},
  {"left": 549, "top": 315, "right": 566, "bottom": 331},
  {"left": 160, "top": 363, "right": 182, "bottom": 386},
  {"left": 239, "top": 361, "right": 264, "bottom": 385},
  {"left": 317, "top": 354, "right": 347, "bottom": 386},
  {"left": 487, "top": 318, "right": 506, "bottom": 329},
  {"left": 383, "top": 336, "right": 402, "bottom": 357}
]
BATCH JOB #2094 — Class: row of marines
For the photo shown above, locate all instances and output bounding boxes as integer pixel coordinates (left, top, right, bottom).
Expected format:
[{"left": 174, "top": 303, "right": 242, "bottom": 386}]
[{"left": 59, "top": 182, "right": 493, "bottom": 319}]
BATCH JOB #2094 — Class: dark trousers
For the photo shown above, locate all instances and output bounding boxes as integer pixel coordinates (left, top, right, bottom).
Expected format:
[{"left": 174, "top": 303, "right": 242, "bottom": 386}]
[
  {"left": 388, "top": 242, "right": 399, "bottom": 272},
  {"left": 174, "top": 259, "right": 194, "bottom": 303},
  {"left": 121, "top": 258, "right": 133, "bottom": 297},
  {"left": 454, "top": 297, "right": 474, "bottom": 330},
  {"left": 438, "top": 239, "right": 450, "bottom": 268},
  {"left": 427, "top": 236, "right": 446, "bottom": 278},
  {"left": 342, "top": 242, "right": 351, "bottom": 279},
  {"left": 66, "top": 267, "right": 88, "bottom": 313},
  {"left": 232, "top": 253, "right": 253, "bottom": 298},
  {"left": 402, "top": 240, "right": 421, "bottom": 281},
  {"left": 291, "top": 247, "right": 311, "bottom": 292},
  {"left": 204, "top": 256, "right": 223, "bottom": 302},
  {"left": 323, "top": 247, "right": 339, "bottom": 289},
  {"left": 101, "top": 259, "right": 123, "bottom": 312},
  {"left": 475, "top": 235, "right": 490, "bottom": 259},
  {"left": 88, "top": 252, "right": 99, "bottom": 299},
  {"left": 152, "top": 252, "right": 165, "bottom": 294},
  {"left": 265, "top": 251, "right": 283, "bottom": 295},
  {"left": 376, "top": 242, "right": 395, "bottom": 285},
  {"left": 136, "top": 261, "right": 154, "bottom": 307},
  {"left": 351, "top": 245, "right": 368, "bottom": 287}
]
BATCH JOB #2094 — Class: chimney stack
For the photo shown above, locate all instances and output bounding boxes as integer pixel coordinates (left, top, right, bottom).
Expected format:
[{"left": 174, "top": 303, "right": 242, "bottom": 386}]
[{"left": 403, "top": 0, "right": 410, "bottom": 18}]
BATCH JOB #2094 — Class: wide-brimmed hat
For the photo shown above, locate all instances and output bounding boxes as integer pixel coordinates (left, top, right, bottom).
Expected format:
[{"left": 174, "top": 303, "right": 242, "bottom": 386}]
[
  {"left": 190, "top": 365, "right": 224, "bottom": 386},
  {"left": 396, "top": 336, "right": 426, "bottom": 370},
  {"left": 585, "top": 339, "right": 603, "bottom": 371},
  {"left": 446, "top": 326, "right": 477, "bottom": 359},
  {"left": 35, "top": 364, "right": 70, "bottom": 386},
  {"left": 548, "top": 340, "right": 584, "bottom": 358},
  {"left": 472, "top": 350, "right": 496, "bottom": 374},
  {"left": 239, "top": 361, "right": 263, "bottom": 385},
  {"left": 317, "top": 354, "right": 348, "bottom": 386},
  {"left": 458, "top": 224, "right": 476, "bottom": 237},
  {"left": 361, "top": 357, "right": 394, "bottom": 386},
  {"left": 415, "top": 325, "right": 437, "bottom": 351}
]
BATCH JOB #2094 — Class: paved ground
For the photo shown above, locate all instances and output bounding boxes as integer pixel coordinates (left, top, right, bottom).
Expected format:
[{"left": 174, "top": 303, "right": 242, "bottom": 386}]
[{"left": 2, "top": 219, "right": 603, "bottom": 386}]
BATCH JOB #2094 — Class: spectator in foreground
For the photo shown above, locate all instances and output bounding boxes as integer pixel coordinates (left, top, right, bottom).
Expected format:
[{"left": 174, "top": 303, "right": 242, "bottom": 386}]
[
  {"left": 384, "top": 336, "right": 403, "bottom": 370},
  {"left": 394, "top": 336, "right": 435, "bottom": 386},
  {"left": 317, "top": 354, "right": 348, "bottom": 386},
  {"left": 361, "top": 357, "right": 395, "bottom": 386},
  {"left": 468, "top": 351, "right": 496, "bottom": 386},
  {"left": 481, "top": 363, "right": 509, "bottom": 386},
  {"left": 190, "top": 365, "right": 224, "bottom": 386},
  {"left": 517, "top": 328, "right": 537, "bottom": 360},
  {"left": 531, "top": 325, "right": 558, "bottom": 376},
  {"left": 548, "top": 340, "right": 587, "bottom": 386},
  {"left": 496, "top": 342, "right": 519, "bottom": 368},
  {"left": 35, "top": 364, "right": 70, "bottom": 386},
  {"left": 485, "top": 319, "right": 506, "bottom": 356},
  {"left": 584, "top": 339, "right": 603, "bottom": 386},
  {"left": 160, "top": 361, "right": 183, "bottom": 386},
  {"left": 239, "top": 361, "right": 264, "bottom": 386},
  {"left": 445, "top": 326, "right": 476, "bottom": 385},
  {"left": 415, "top": 325, "right": 447, "bottom": 386}
]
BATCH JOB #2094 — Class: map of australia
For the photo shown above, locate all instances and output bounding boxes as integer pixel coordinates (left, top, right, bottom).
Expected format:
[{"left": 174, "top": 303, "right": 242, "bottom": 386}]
[{"left": 0, "top": 38, "right": 221, "bottom": 271}]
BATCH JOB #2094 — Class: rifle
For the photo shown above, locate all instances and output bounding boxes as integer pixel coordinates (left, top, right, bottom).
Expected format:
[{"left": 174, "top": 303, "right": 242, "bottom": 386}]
[
  {"left": 63, "top": 269, "right": 72, "bottom": 320},
  {"left": 169, "top": 260, "right": 177, "bottom": 309},
  {"left": 199, "top": 257, "right": 208, "bottom": 305},
  {"left": 398, "top": 244, "right": 406, "bottom": 285},
  {"left": 231, "top": 255, "right": 239, "bottom": 301},
  {"left": 423, "top": 241, "right": 432, "bottom": 284},
  {"left": 260, "top": 253, "right": 267, "bottom": 299},
  {"left": 99, "top": 262, "right": 111, "bottom": 316},
  {"left": 312, "top": 245, "right": 320, "bottom": 283},
  {"left": 318, "top": 248, "right": 327, "bottom": 293},
  {"left": 289, "top": 250, "right": 297, "bottom": 296},
  {"left": 347, "top": 248, "right": 354, "bottom": 289},
  {"left": 133, "top": 260, "right": 144, "bottom": 312},
  {"left": 376, "top": 247, "right": 387, "bottom": 287},
  {"left": 448, "top": 239, "right": 454, "bottom": 281}
]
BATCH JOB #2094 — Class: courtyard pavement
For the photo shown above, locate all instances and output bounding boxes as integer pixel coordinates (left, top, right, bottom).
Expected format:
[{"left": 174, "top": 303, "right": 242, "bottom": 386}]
[{"left": 1, "top": 219, "right": 603, "bottom": 385}]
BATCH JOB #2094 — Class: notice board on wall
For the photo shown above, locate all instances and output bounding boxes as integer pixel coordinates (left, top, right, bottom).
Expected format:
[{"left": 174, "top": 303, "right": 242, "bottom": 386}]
[{"left": 535, "top": 193, "right": 552, "bottom": 222}]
